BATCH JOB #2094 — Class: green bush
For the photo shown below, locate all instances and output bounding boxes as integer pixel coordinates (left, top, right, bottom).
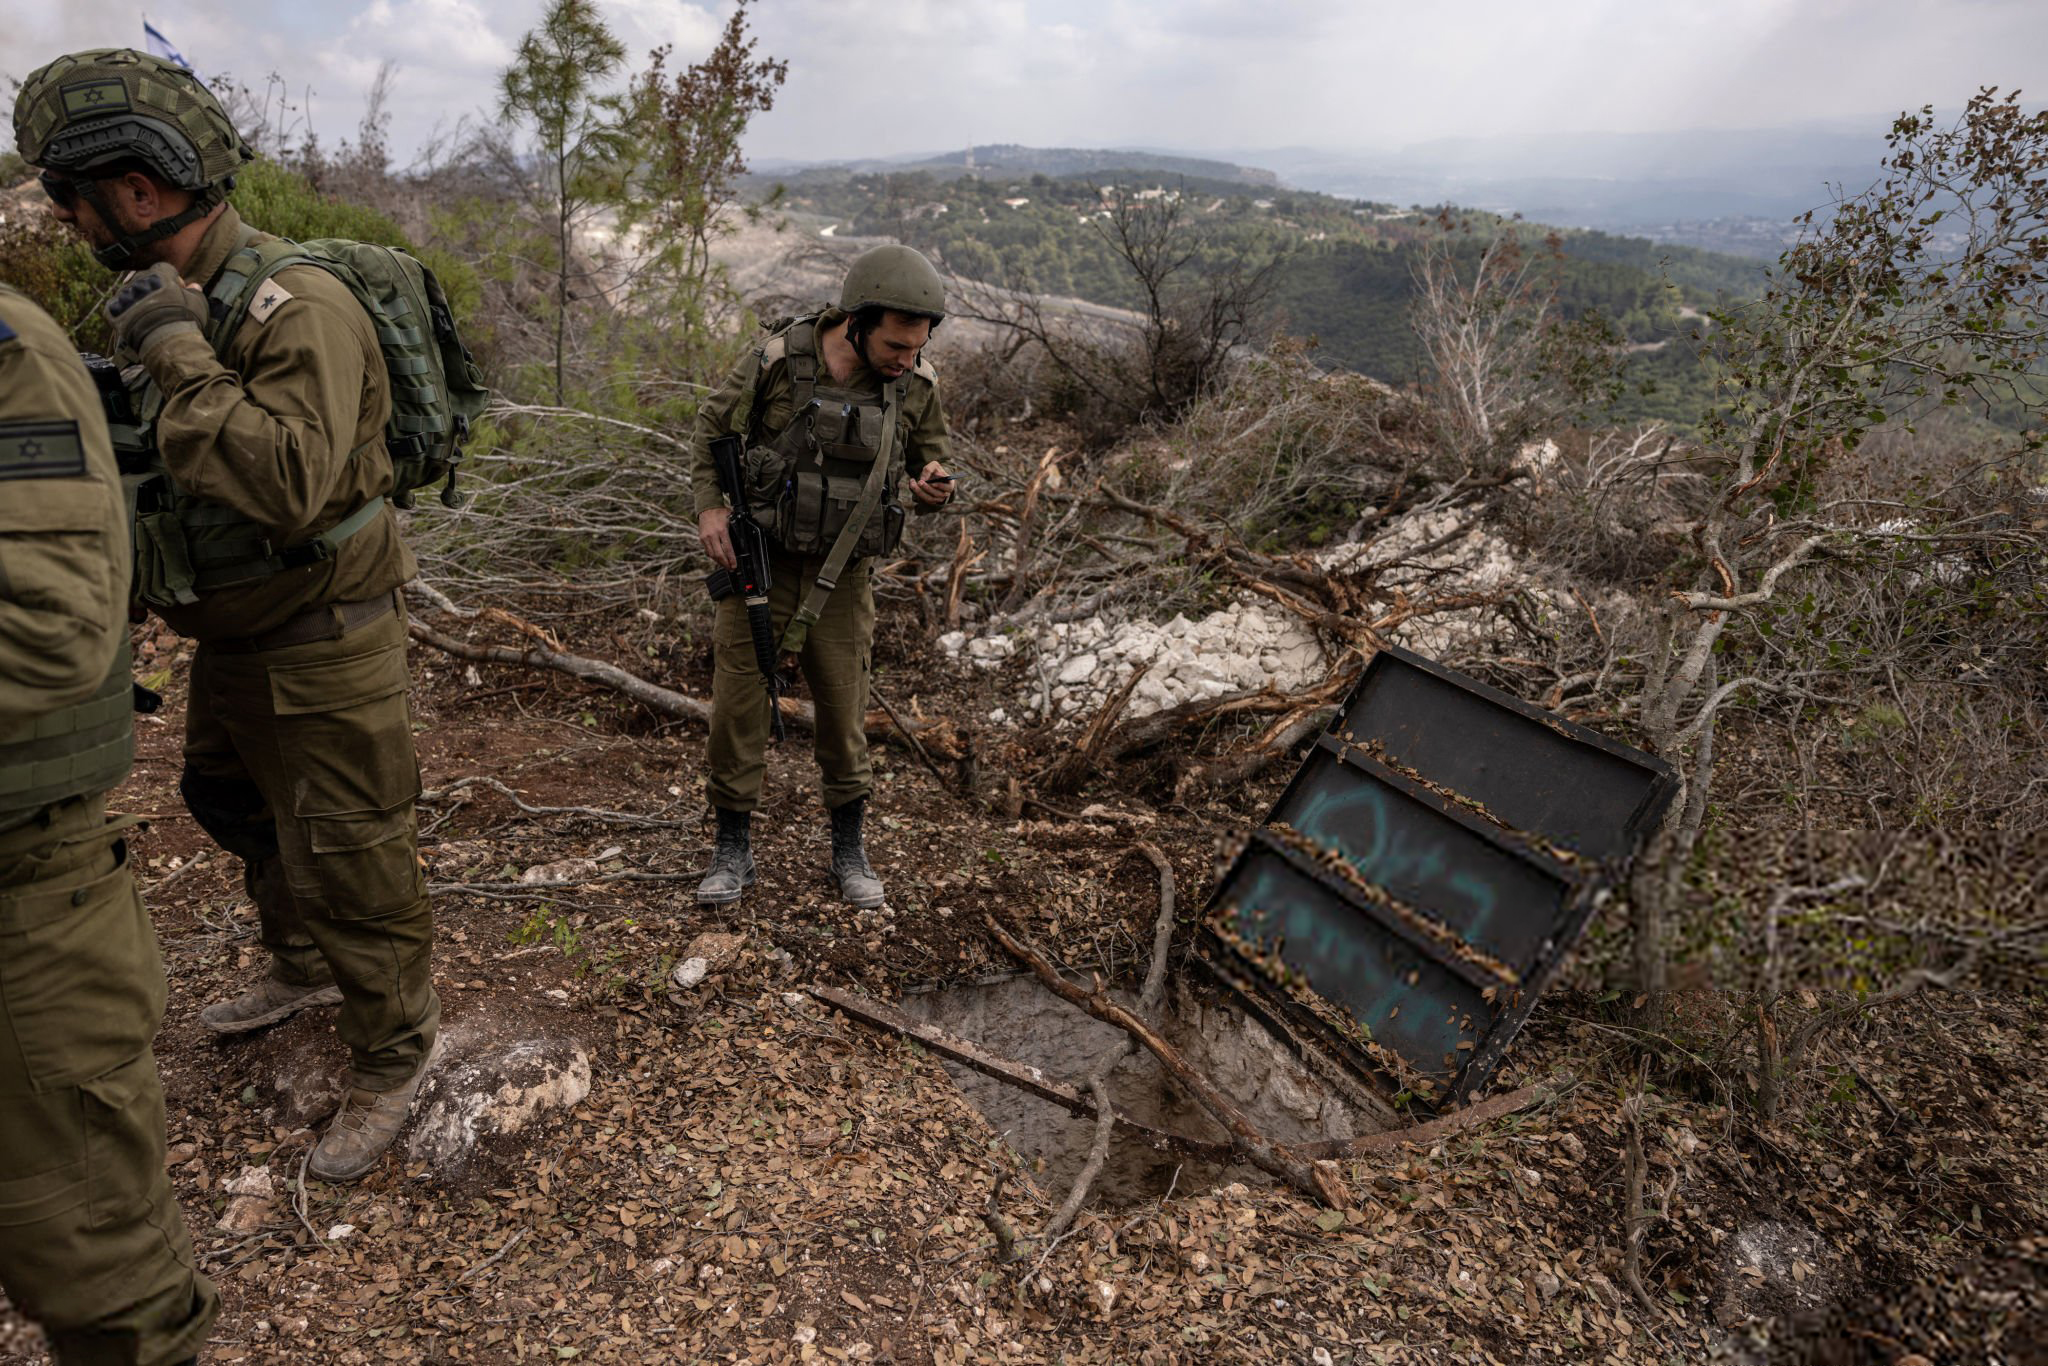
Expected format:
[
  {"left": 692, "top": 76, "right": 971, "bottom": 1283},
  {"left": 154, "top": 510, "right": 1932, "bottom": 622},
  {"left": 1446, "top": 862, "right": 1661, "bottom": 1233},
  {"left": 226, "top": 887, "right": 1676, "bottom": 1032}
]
[{"left": 0, "top": 158, "right": 480, "bottom": 351}]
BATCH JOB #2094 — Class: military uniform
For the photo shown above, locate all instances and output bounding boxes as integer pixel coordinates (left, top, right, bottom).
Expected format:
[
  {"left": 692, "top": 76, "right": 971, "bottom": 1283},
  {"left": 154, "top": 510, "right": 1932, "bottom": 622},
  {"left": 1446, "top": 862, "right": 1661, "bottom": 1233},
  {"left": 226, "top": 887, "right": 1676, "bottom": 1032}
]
[
  {"left": 689, "top": 306, "right": 952, "bottom": 814},
  {"left": 15, "top": 47, "right": 440, "bottom": 1182},
  {"left": 145, "top": 205, "right": 439, "bottom": 1096},
  {"left": 0, "top": 284, "right": 220, "bottom": 1364}
]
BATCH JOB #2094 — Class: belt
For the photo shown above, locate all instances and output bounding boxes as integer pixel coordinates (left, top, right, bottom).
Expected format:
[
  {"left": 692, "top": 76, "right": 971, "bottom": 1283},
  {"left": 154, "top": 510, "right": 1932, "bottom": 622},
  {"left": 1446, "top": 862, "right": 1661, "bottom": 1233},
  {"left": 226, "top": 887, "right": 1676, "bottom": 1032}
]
[{"left": 210, "top": 589, "right": 401, "bottom": 655}]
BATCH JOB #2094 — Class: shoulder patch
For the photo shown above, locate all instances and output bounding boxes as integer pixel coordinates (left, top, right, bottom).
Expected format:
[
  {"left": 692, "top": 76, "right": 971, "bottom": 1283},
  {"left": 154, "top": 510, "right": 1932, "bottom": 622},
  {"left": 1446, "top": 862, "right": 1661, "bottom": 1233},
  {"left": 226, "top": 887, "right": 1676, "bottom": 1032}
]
[
  {"left": 760, "top": 334, "right": 790, "bottom": 366},
  {"left": 0, "top": 315, "right": 15, "bottom": 344},
  {"left": 913, "top": 354, "right": 938, "bottom": 381},
  {"left": 0, "top": 420, "right": 87, "bottom": 480},
  {"left": 247, "top": 278, "right": 296, "bottom": 325}
]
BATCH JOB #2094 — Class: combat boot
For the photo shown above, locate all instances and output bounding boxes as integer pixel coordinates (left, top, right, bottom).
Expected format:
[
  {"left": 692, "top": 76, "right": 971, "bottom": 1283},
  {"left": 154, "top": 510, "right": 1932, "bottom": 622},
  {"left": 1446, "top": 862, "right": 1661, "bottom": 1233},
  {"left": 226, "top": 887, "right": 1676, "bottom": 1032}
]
[
  {"left": 200, "top": 976, "right": 344, "bottom": 1035},
  {"left": 696, "top": 807, "right": 755, "bottom": 905},
  {"left": 830, "top": 797, "right": 886, "bottom": 908},
  {"left": 307, "top": 1042, "right": 441, "bottom": 1182}
]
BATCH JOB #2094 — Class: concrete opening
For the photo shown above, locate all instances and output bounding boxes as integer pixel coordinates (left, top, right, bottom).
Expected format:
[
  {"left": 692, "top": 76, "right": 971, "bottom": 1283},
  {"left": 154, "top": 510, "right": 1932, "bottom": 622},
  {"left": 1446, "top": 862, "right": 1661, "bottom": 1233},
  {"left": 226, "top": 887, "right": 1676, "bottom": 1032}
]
[{"left": 901, "top": 973, "right": 1390, "bottom": 1207}]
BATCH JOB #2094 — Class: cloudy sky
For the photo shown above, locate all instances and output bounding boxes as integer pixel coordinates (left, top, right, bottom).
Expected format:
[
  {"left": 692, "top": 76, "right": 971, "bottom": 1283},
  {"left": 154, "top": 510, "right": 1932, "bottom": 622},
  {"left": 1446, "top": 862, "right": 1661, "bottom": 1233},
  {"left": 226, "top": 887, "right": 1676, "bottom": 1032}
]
[{"left": 4, "top": 0, "right": 2046, "bottom": 167}]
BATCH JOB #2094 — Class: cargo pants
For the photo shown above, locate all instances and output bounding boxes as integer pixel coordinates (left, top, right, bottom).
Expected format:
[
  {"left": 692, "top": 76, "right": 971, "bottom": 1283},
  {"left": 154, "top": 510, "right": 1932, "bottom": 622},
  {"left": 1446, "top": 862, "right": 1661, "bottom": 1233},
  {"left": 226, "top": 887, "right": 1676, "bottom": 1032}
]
[
  {"left": 180, "top": 607, "right": 439, "bottom": 1091},
  {"left": 707, "top": 550, "right": 875, "bottom": 813},
  {"left": 0, "top": 796, "right": 220, "bottom": 1365}
]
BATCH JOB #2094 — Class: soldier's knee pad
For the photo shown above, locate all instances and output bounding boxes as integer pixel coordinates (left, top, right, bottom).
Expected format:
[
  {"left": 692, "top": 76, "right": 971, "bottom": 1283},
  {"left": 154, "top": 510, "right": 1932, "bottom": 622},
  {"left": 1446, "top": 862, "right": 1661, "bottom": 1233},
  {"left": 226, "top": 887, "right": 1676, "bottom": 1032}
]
[{"left": 178, "top": 766, "right": 277, "bottom": 863}]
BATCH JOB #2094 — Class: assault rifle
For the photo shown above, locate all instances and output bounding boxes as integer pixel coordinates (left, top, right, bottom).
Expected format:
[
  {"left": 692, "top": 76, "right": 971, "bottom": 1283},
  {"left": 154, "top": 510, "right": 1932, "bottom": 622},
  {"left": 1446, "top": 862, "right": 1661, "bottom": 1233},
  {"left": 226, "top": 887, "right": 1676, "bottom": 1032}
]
[
  {"left": 704, "top": 433, "right": 785, "bottom": 742},
  {"left": 79, "top": 351, "right": 154, "bottom": 475},
  {"left": 78, "top": 351, "right": 164, "bottom": 714}
]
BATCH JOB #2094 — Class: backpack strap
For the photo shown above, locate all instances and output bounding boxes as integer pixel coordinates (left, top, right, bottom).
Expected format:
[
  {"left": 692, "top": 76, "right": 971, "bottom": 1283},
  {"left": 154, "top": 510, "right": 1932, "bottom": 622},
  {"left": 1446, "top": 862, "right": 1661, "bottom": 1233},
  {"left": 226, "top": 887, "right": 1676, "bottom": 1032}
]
[
  {"left": 782, "top": 317, "right": 820, "bottom": 414},
  {"left": 778, "top": 377, "right": 904, "bottom": 656}
]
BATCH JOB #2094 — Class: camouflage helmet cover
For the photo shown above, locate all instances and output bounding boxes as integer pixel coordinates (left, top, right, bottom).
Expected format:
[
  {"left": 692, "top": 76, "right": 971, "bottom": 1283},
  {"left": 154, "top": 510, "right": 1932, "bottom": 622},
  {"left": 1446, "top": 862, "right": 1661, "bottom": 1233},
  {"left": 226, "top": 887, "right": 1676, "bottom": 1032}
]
[
  {"left": 13, "top": 48, "right": 252, "bottom": 190},
  {"left": 840, "top": 244, "right": 946, "bottom": 321}
]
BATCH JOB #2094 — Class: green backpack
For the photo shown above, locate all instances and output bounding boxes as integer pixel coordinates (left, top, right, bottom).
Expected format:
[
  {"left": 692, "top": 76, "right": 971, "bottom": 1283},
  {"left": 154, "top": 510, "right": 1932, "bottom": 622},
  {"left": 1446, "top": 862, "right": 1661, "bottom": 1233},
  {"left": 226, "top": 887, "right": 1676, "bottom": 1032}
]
[{"left": 206, "top": 235, "right": 489, "bottom": 509}]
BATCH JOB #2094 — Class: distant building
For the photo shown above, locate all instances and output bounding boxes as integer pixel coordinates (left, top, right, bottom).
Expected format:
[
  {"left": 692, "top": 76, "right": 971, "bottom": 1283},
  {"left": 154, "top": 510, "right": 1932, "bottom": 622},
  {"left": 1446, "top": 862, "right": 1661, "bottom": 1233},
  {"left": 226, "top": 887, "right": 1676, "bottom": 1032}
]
[{"left": 1002, "top": 197, "right": 1030, "bottom": 208}]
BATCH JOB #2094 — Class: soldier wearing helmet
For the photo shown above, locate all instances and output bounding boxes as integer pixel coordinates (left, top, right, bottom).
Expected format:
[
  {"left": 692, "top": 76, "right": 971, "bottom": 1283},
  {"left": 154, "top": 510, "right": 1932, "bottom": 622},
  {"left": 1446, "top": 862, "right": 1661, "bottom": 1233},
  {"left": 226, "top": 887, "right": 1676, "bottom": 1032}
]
[
  {"left": 13, "top": 49, "right": 441, "bottom": 1183},
  {"left": 691, "top": 244, "right": 955, "bottom": 909},
  {"left": 0, "top": 283, "right": 220, "bottom": 1366}
]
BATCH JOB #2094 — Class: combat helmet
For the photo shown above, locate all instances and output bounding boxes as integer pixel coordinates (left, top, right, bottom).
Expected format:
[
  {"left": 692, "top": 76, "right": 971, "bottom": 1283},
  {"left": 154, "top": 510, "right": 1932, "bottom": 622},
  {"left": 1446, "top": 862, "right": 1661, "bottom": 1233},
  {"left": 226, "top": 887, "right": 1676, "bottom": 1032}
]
[
  {"left": 840, "top": 244, "right": 946, "bottom": 321},
  {"left": 13, "top": 48, "right": 254, "bottom": 268}
]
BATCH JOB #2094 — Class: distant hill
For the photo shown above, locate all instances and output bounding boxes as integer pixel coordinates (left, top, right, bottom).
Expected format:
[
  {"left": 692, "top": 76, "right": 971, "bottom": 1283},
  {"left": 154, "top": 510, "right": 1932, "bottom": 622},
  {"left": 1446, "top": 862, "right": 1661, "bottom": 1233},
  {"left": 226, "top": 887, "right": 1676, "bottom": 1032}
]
[
  {"left": 752, "top": 144, "right": 1279, "bottom": 189},
  {"left": 755, "top": 164, "right": 1766, "bottom": 425}
]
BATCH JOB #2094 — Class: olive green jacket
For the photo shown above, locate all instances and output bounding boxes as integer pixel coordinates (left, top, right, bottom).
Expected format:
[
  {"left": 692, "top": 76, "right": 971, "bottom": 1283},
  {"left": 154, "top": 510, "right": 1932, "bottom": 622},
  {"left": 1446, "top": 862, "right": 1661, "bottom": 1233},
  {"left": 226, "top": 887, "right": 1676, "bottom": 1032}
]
[
  {"left": 0, "top": 285, "right": 128, "bottom": 740},
  {"left": 141, "top": 206, "right": 414, "bottom": 640},
  {"left": 690, "top": 308, "right": 952, "bottom": 518}
]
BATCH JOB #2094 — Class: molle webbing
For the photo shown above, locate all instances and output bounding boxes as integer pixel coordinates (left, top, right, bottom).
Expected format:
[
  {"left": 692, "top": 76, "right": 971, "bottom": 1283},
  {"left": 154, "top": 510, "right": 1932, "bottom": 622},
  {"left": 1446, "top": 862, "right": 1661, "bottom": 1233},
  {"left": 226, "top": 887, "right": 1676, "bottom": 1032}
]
[{"left": 0, "top": 643, "right": 134, "bottom": 821}]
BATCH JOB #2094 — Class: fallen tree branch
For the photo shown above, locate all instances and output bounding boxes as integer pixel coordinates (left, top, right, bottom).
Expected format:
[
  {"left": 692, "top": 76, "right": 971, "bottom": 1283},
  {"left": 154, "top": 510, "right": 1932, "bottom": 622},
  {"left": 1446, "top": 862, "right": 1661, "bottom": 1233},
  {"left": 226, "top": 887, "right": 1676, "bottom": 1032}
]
[
  {"left": 1132, "top": 842, "right": 1177, "bottom": 1021},
  {"left": 460, "top": 1228, "right": 527, "bottom": 1282},
  {"left": 411, "top": 620, "right": 959, "bottom": 761},
  {"left": 420, "top": 775, "right": 691, "bottom": 829},
  {"left": 1041, "top": 1077, "right": 1115, "bottom": 1246},
  {"left": 1037, "top": 663, "right": 1150, "bottom": 793},
  {"left": 982, "top": 1175, "right": 1022, "bottom": 1264},
  {"left": 870, "top": 685, "right": 950, "bottom": 788},
  {"left": 1782, "top": 952, "right": 1979, "bottom": 1072},
  {"left": 429, "top": 870, "right": 697, "bottom": 895},
  {"left": 986, "top": 914, "right": 1350, "bottom": 1208},
  {"left": 409, "top": 621, "right": 719, "bottom": 726}
]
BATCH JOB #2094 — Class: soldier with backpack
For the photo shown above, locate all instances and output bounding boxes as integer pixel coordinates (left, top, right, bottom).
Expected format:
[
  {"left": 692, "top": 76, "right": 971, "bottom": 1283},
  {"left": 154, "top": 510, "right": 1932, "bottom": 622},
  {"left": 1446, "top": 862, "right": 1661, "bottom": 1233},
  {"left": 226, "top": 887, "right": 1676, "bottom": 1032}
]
[
  {"left": 13, "top": 48, "right": 483, "bottom": 1182},
  {"left": 693, "top": 245, "right": 956, "bottom": 909}
]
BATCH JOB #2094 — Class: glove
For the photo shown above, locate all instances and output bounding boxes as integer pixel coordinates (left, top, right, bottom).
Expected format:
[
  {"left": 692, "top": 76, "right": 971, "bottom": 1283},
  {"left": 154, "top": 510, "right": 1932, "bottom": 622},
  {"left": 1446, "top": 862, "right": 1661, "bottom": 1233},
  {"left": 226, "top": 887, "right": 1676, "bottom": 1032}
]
[{"left": 105, "top": 263, "right": 209, "bottom": 362}]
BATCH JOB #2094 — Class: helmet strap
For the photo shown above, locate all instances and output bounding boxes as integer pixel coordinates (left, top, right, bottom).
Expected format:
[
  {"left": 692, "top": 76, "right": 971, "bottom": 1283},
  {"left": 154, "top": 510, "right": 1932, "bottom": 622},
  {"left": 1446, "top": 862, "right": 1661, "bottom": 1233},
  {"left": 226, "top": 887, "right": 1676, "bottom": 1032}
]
[{"left": 81, "top": 178, "right": 227, "bottom": 272}]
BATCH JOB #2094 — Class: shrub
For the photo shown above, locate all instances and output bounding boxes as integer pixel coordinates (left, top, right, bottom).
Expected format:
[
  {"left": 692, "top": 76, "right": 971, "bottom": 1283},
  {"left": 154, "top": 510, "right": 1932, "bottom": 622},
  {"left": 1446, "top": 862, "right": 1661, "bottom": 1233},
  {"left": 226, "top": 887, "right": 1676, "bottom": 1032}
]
[{"left": 0, "top": 158, "right": 480, "bottom": 352}]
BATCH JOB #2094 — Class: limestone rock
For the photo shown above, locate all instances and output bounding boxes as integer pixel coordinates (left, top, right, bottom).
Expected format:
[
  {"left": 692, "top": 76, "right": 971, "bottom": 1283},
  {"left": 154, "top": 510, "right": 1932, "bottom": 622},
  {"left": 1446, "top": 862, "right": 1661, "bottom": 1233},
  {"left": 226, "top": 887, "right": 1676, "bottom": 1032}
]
[
  {"left": 216, "top": 1164, "right": 278, "bottom": 1233},
  {"left": 406, "top": 1027, "right": 592, "bottom": 1181},
  {"left": 670, "top": 931, "right": 745, "bottom": 990}
]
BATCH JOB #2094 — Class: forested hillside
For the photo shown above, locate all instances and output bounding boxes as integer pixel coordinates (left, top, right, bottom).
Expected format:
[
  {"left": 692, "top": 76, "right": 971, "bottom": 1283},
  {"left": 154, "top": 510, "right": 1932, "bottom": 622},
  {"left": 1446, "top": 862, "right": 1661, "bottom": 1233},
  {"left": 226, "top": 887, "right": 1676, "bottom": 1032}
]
[{"left": 767, "top": 165, "right": 1767, "bottom": 423}]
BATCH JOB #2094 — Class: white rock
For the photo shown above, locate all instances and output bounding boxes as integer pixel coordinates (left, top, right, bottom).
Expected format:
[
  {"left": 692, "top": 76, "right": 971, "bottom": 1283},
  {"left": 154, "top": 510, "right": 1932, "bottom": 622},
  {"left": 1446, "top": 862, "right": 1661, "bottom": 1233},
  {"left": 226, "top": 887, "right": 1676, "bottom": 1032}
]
[
  {"left": 987, "top": 707, "right": 1008, "bottom": 725},
  {"left": 671, "top": 957, "right": 710, "bottom": 989},
  {"left": 327, "top": 1223, "right": 357, "bottom": 1240},
  {"left": 937, "top": 630, "right": 967, "bottom": 656},
  {"left": 224, "top": 1166, "right": 275, "bottom": 1200},
  {"left": 1056, "top": 652, "right": 1099, "bottom": 685},
  {"left": 966, "top": 636, "right": 1014, "bottom": 660},
  {"left": 406, "top": 1028, "right": 592, "bottom": 1181},
  {"left": 520, "top": 856, "right": 600, "bottom": 885}
]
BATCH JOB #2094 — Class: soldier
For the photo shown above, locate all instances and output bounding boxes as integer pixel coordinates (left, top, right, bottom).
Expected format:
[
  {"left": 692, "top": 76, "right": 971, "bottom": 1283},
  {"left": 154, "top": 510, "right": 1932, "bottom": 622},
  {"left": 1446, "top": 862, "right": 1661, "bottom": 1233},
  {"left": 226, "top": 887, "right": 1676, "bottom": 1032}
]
[
  {"left": 0, "top": 284, "right": 220, "bottom": 1362},
  {"left": 14, "top": 48, "right": 440, "bottom": 1182},
  {"left": 693, "top": 245, "right": 955, "bottom": 907}
]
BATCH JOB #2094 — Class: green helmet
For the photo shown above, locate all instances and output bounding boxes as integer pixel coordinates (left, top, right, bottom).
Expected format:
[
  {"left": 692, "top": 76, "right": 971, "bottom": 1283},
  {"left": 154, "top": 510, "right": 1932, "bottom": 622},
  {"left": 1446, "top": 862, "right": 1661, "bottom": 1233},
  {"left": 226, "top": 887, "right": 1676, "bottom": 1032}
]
[
  {"left": 13, "top": 48, "right": 253, "bottom": 268},
  {"left": 840, "top": 244, "right": 946, "bottom": 321}
]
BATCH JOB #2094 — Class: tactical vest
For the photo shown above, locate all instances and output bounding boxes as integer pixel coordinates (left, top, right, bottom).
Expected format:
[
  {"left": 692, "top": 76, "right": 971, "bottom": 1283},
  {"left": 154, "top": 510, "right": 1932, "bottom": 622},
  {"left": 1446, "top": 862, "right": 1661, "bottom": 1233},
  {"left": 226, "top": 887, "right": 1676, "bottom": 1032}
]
[
  {"left": 0, "top": 642, "right": 134, "bottom": 831},
  {"left": 739, "top": 317, "right": 907, "bottom": 561}
]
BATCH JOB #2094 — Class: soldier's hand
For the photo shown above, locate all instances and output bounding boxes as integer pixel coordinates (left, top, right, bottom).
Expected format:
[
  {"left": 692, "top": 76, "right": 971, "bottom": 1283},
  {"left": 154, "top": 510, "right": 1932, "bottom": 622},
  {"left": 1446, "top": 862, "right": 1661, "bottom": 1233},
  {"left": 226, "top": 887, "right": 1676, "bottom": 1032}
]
[
  {"left": 910, "top": 460, "right": 953, "bottom": 506},
  {"left": 699, "top": 507, "right": 738, "bottom": 571},
  {"left": 105, "top": 263, "right": 208, "bottom": 363}
]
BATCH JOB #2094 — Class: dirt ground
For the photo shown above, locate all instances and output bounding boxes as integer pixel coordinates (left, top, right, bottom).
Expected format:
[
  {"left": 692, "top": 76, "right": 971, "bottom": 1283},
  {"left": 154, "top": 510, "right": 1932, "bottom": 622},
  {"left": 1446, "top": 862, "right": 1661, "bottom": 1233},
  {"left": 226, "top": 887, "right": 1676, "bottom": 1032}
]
[{"left": 2, "top": 610, "right": 2042, "bottom": 1364}]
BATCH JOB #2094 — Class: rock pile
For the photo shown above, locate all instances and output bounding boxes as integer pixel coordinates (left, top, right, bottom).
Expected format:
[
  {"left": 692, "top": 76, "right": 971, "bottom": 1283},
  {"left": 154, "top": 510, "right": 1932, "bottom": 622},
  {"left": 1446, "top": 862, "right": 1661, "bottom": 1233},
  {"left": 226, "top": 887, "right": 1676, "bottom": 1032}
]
[{"left": 940, "top": 505, "right": 1542, "bottom": 728}]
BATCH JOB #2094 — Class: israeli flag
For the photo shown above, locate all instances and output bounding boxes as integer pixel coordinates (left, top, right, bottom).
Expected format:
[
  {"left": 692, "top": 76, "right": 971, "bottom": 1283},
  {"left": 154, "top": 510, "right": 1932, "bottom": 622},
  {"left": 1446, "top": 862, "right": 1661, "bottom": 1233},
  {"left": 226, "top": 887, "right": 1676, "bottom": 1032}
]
[{"left": 142, "top": 19, "right": 193, "bottom": 71}]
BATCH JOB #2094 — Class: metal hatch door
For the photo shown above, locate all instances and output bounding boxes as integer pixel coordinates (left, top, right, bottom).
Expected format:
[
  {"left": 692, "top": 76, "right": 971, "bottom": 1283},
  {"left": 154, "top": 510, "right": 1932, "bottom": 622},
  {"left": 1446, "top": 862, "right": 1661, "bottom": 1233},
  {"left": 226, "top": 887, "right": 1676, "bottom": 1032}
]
[{"left": 1200, "top": 644, "right": 1678, "bottom": 1110}]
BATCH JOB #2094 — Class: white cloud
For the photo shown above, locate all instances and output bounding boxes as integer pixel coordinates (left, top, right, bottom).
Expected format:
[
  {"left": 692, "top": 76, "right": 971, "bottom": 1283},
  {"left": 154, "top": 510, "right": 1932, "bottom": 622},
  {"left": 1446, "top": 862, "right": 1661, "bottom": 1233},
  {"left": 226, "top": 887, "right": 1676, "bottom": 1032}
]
[{"left": 5, "top": 0, "right": 2045, "bottom": 169}]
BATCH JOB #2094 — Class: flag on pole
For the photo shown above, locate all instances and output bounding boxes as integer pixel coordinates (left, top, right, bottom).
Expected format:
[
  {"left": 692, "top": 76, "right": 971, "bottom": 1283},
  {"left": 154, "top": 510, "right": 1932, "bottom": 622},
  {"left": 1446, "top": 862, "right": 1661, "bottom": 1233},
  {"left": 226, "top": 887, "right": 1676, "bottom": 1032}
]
[{"left": 142, "top": 19, "right": 193, "bottom": 70}]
